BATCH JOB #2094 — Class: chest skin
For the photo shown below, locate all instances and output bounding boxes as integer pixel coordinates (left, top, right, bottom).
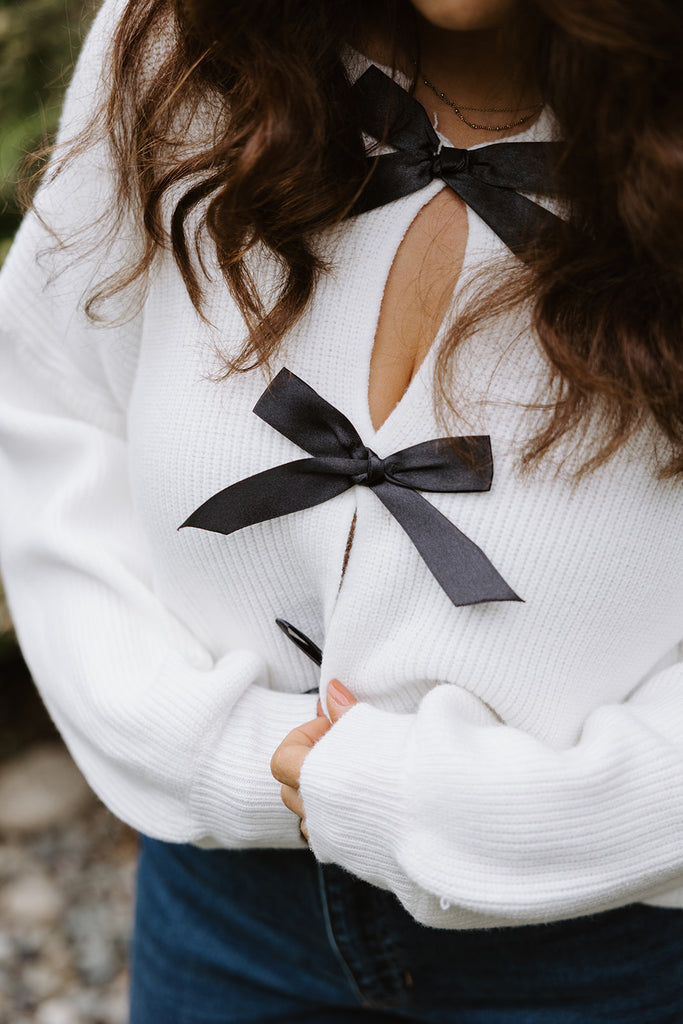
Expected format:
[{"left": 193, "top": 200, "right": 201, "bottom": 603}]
[
  {"left": 362, "top": 54, "right": 548, "bottom": 434},
  {"left": 367, "top": 189, "right": 468, "bottom": 432}
]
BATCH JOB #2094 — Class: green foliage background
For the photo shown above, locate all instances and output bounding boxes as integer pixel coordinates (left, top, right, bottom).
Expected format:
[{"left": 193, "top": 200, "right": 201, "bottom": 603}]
[{"left": 0, "top": 0, "right": 94, "bottom": 261}]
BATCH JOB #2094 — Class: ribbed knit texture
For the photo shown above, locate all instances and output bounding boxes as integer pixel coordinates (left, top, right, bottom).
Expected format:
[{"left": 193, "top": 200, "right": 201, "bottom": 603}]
[{"left": 0, "top": 0, "right": 682, "bottom": 927}]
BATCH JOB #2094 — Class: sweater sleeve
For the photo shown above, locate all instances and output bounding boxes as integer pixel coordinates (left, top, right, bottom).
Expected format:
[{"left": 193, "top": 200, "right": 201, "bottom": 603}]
[
  {"left": 0, "top": 0, "right": 318, "bottom": 848},
  {"left": 299, "top": 656, "right": 683, "bottom": 926}
]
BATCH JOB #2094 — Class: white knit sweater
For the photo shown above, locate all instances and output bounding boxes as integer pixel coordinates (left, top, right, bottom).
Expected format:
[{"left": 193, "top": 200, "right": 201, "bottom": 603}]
[{"left": 1, "top": 0, "right": 682, "bottom": 929}]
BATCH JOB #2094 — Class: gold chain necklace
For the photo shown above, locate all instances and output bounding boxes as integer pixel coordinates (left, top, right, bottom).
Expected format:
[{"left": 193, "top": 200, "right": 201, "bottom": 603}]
[{"left": 420, "top": 72, "right": 543, "bottom": 132}]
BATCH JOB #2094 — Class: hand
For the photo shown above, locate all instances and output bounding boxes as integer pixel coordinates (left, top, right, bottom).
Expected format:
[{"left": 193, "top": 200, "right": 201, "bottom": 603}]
[{"left": 271, "top": 679, "right": 358, "bottom": 841}]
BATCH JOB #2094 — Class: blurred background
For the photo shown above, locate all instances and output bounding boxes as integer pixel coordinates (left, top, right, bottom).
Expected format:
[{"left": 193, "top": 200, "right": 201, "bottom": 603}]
[{"left": 1, "top": 2, "right": 137, "bottom": 1021}]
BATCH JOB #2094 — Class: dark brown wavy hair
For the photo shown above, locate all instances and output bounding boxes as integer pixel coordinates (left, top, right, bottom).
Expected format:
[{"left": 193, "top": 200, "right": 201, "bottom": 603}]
[{"left": 47, "top": 0, "right": 683, "bottom": 475}]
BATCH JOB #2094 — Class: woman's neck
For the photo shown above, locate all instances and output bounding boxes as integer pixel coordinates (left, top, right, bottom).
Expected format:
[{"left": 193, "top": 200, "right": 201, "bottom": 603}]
[
  {"left": 359, "top": 11, "right": 543, "bottom": 146},
  {"left": 416, "top": 16, "right": 538, "bottom": 110}
]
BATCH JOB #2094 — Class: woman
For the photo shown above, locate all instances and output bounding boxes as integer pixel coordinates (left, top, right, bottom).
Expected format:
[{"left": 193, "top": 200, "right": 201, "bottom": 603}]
[{"left": 0, "top": 0, "right": 682, "bottom": 1020}]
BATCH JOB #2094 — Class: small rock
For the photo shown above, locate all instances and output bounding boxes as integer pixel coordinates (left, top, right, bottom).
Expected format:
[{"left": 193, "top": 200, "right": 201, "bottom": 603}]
[
  {"left": 66, "top": 901, "right": 122, "bottom": 985},
  {"left": 40, "top": 932, "right": 73, "bottom": 977},
  {"left": 76, "top": 978, "right": 129, "bottom": 1023},
  {"left": 0, "top": 930, "right": 13, "bottom": 963},
  {"left": 100, "top": 972, "right": 130, "bottom": 1024},
  {"left": 15, "top": 926, "right": 48, "bottom": 959},
  {"left": 22, "top": 961, "right": 64, "bottom": 1002},
  {"left": 0, "top": 743, "right": 94, "bottom": 834},
  {"left": 35, "top": 996, "right": 81, "bottom": 1024},
  {"left": 73, "top": 929, "right": 118, "bottom": 986},
  {"left": 1, "top": 874, "right": 63, "bottom": 926},
  {"left": 0, "top": 841, "right": 27, "bottom": 877},
  {"left": 0, "top": 978, "right": 12, "bottom": 1016}
]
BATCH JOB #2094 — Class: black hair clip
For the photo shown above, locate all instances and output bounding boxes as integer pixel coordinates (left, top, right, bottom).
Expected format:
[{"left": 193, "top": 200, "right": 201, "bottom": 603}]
[{"left": 275, "top": 618, "right": 322, "bottom": 694}]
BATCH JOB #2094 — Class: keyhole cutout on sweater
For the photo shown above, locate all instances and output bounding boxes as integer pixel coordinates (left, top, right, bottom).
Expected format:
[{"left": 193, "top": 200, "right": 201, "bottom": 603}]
[{"left": 367, "top": 188, "right": 469, "bottom": 433}]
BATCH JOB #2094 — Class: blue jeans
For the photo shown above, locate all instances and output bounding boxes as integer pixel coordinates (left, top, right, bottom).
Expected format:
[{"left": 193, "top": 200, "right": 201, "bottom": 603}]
[{"left": 129, "top": 837, "right": 683, "bottom": 1023}]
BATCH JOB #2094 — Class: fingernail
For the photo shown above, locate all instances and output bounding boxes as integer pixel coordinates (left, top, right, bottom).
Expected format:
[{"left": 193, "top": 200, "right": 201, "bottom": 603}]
[{"left": 327, "top": 679, "right": 355, "bottom": 707}]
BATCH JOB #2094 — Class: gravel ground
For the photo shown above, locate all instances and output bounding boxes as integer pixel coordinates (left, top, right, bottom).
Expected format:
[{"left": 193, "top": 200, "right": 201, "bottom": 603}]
[{"left": 0, "top": 646, "right": 138, "bottom": 1024}]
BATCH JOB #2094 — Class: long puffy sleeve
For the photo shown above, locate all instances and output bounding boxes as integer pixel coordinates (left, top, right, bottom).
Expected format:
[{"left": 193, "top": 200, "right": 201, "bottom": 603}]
[
  {"left": 0, "top": 0, "right": 317, "bottom": 847},
  {"left": 300, "top": 654, "right": 683, "bottom": 927}
]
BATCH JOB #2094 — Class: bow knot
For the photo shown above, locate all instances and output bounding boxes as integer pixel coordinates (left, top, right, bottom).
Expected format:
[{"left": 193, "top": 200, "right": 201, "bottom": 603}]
[
  {"left": 350, "top": 65, "right": 563, "bottom": 259},
  {"left": 351, "top": 448, "right": 386, "bottom": 486},
  {"left": 439, "top": 147, "right": 469, "bottom": 176},
  {"left": 181, "top": 368, "right": 521, "bottom": 609}
]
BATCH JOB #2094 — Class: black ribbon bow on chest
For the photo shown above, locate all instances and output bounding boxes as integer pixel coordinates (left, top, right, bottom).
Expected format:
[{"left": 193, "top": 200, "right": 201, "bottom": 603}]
[
  {"left": 351, "top": 65, "right": 563, "bottom": 258},
  {"left": 180, "top": 369, "right": 520, "bottom": 608}
]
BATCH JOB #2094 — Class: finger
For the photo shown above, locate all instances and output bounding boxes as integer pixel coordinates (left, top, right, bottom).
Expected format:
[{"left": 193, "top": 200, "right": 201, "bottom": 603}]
[
  {"left": 271, "top": 743, "right": 307, "bottom": 788},
  {"left": 326, "top": 678, "right": 358, "bottom": 724},
  {"left": 270, "top": 717, "right": 331, "bottom": 787},
  {"left": 293, "top": 716, "right": 333, "bottom": 744},
  {"left": 316, "top": 699, "right": 325, "bottom": 718},
  {"left": 300, "top": 819, "right": 309, "bottom": 842},
  {"left": 280, "top": 783, "right": 305, "bottom": 819}
]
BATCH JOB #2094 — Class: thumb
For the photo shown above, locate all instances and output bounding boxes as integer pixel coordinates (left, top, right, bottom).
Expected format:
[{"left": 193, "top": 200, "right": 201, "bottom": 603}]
[{"left": 327, "top": 679, "right": 358, "bottom": 724}]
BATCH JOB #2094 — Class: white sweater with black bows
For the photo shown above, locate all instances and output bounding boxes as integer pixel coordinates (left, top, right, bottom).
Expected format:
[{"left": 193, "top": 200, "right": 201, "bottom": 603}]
[{"left": 1, "top": 0, "right": 682, "bottom": 929}]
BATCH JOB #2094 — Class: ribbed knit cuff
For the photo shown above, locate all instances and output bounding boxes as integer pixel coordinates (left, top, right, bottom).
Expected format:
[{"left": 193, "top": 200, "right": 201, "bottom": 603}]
[
  {"left": 298, "top": 703, "right": 413, "bottom": 891},
  {"left": 191, "top": 686, "right": 319, "bottom": 849}
]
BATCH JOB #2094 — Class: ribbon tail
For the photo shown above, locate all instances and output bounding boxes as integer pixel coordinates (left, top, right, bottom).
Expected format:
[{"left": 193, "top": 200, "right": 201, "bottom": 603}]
[
  {"left": 179, "top": 459, "right": 351, "bottom": 535},
  {"left": 448, "top": 175, "right": 560, "bottom": 258},
  {"left": 373, "top": 482, "right": 521, "bottom": 607},
  {"left": 254, "top": 369, "right": 364, "bottom": 457}
]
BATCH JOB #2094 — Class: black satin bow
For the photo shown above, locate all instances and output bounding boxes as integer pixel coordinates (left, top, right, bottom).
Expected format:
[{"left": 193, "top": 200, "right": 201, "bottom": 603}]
[
  {"left": 180, "top": 368, "right": 520, "bottom": 608},
  {"left": 351, "top": 65, "right": 563, "bottom": 258}
]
